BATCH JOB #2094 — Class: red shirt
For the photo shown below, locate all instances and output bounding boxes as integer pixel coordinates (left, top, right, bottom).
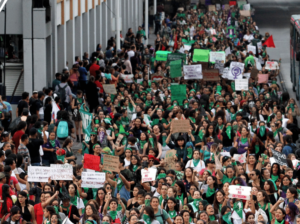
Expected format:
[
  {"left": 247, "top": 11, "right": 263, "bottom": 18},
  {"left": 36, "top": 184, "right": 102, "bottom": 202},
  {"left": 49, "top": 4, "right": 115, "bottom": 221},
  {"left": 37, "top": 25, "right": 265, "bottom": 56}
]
[
  {"left": 0, "top": 198, "right": 13, "bottom": 218},
  {"left": 12, "top": 130, "right": 25, "bottom": 150},
  {"left": 95, "top": 81, "right": 104, "bottom": 93},
  {"left": 34, "top": 203, "right": 44, "bottom": 224},
  {"left": 89, "top": 64, "right": 100, "bottom": 77}
]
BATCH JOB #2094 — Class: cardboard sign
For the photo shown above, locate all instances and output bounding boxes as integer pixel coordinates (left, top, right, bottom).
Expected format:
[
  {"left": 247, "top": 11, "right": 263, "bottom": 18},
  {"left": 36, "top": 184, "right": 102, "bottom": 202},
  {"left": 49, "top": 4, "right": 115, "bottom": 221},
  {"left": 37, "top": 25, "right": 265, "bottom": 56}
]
[
  {"left": 258, "top": 74, "right": 269, "bottom": 83},
  {"left": 50, "top": 164, "right": 73, "bottom": 180},
  {"left": 271, "top": 149, "right": 287, "bottom": 166},
  {"left": 83, "top": 154, "right": 101, "bottom": 171},
  {"left": 115, "top": 134, "right": 124, "bottom": 146},
  {"left": 81, "top": 172, "right": 105, "bottom": 188},
  {"left": 227, "top": 62, "right": 244, "bottom": 80},
  {"left": 183, "top": 65, "right": 203, "bottom": 80},
  {"left": 233, "top": 153, "right": 246, "bottom": 164},
  {"left": 102, "top": 84, "right": 117, "bottom": 94},
  {"left": 223, "top": 4, "right": 230, "bottom": 10},
  {"left": 210, "top": 52, "right": 226, "bottom": 63},
  {"left": 141, "top": 168, "right": 157, "bottom": 183},
  {"left": 235, "top": 79, "right": 248, "bottom": 91},
  {"left": 103, "top": 154, "right": 120, "bottom": 173},
  {"left": 28, "top": 166, "right": 52, "bottom": 182},
  {"left": 171, "top": 84, "right": 186, "bottom": 105},
  {"left": 240, "top": 10, "right": 251, "bottom": 17},
  {"left": 265, "top": 61, "right": 279, "bottom": 70},
  {"left": 165, "top": 150, "right": 177, "bottom": 170},
  {"left": 229, "top": 185, "right": 252, "bottom": 200},
  {"left": 251, "top": 68, "right": 259, "bottom": 78},
  {"left": 192, "top": 62, "right": 208, "bottom": 70},
  {"left": 208, "top": 5, "right": 216, "bottom": 11},
  {"left": 171, "top": 119, "right": 190, "bottom": 133},
  {"left": 202, "top": 69, "right": 220, "bottom": 82}
]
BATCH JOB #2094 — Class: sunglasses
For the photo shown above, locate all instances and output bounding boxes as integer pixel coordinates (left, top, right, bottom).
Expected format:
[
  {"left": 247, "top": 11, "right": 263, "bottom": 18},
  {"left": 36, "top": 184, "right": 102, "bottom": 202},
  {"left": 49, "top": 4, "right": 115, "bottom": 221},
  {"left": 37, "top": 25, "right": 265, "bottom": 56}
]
[{"left": 149, "top": 160, "right": 154, "bottom": 162}]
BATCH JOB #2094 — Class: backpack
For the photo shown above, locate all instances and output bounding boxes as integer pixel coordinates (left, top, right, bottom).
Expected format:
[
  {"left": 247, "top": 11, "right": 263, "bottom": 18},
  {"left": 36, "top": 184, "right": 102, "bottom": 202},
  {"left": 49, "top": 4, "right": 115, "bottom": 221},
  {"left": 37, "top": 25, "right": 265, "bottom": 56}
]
[
  {"left": 57, "top": 84, "right": 68, "bottom": 102},
  {"left": 57, "top": 120, "right": 69, "bottom": 138},
  {"left": 155, "top": 208, "right": 167, "bottom": 223}
]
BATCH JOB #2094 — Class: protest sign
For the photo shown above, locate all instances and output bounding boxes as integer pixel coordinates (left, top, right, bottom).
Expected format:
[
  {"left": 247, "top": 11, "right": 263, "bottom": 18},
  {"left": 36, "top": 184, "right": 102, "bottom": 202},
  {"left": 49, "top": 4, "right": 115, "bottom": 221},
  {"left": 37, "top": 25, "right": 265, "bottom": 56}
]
[
  {"left": 165, "top": 150, "right": 177, "bottom": 170},
  {"left": 171, "top": 85, "right": 186, "bottom": 105},
  {"left": 208, "top": 5, "right": 216, "bottom": 11},
  {"left": 247, "top": 45, "right": 256, "bottom": 54},
  {"left": 265, "top": 61, "right": 279, "bottom": 70},
  {"left": 254, "top": 57, "right": 262, "bottom": 70},
  {"left": 222, "top": 67, "right": 229, "bottom": 78},
  {"left": 171, "top": 120, "right": 190, "bottom": 133},
  {"left": 233, "top": 153, "right": 247, "bottom": 164},
  {"left": 192, "top": 62, "right": 208, "bottom": 70},
  {"left": 225, "top": 47, "right": 231, "bottom": 56},
  {"left": 229, "top": 185, "right": 252, "bottom": 200},
  {"left": 167, "top": 53, "right": 186, "bottom": 65},
  {"left": 79, "top": 104, "right": 93, "bottom": 142},
  {"left": 220, "top": 152, "right": 231, "bottom": 157},
  {"left": 120, "top": 74, "right": 133, "bottom": 83},
  {"left": 214, "top": 60, "right": 224, "bottom": 74},
  {"left": 243, "top": 3, "right": 251, "bottom": 10},
  {"left": 103, "top": 154, "right": 120, "bottom": 173},
  {"left": 224, "top": 4, "right": 230, "bottom": 10},
  {"left": 271, "top": 149, "right": 287, "bottom": 166},
  {"left": 292, "top": 160, "right": 299, "bottom": 169},
  {"left": 210, "top": 29, "right": 217, "bottom": 35},
  {"left": 183, "top": 65, "right": 203, "bottom": 80},
  {"left": 243, "top": 73, "right": 251, "bottom": 79},
  {"left": 210, "top": 52, "right": 226, "bottom": 63},
  {"left": 240, "top": 10, "right": 251, "bottom": 17},
  {"left": 203, "top": 69, "right": 220, "bottom": 82},
  {"left": 28, "top": 166, "right": 52, "bottom": 182},
  {"left": 81, "top": 172, "right": 105, "bottom": 188},
  {"left": 50, "top": 164, "right": 73, "bottom": 180},
  {"left": 102, "top": 84, "right": 117, "bottom": 94},
  {"left": 115, "top": 134, "right": 124, "bottom": 146},
  {"left": 193, "top": 49, "right": 210, "bottom": 62},
  {"left": 179, "top": 45, "right": 191, "bottom": 54},
  {"left": 229, "top": 1, "right": 237, "bottom": 6},
  {"left": 235, "top": 79, "right": 248, "bottom": 91},
  {"left": 156, "top": 51, "right": 171, "bottom": 61},
  {"left": 170, "top": 60, "right": 182, "bottom": 78},
  {"left": 83, "top": 154, "right": 101, "bottom": 171},
  {"left": 250, "top": 68, "right": 259, "bottom": 79},
  {"left": 237, "top": 1, "right": 247, "bottom": 9},
  {"left": 257, "top": 42, "right": 262, "bottom": 53},
  {"left": 216, "top": 4, "right": 221, "bottom": 10},
  {"left": 258, "top": 74, "right": 269, "bottom": 84},
  {"left": 227, "top": 62, "right": 244, "bottom": 80},
  {"left": 141, "top": 168, "right": 157, "bottom": 183},
  {"left": 151, "top": 73, "right": 164, "bottom": 81}
]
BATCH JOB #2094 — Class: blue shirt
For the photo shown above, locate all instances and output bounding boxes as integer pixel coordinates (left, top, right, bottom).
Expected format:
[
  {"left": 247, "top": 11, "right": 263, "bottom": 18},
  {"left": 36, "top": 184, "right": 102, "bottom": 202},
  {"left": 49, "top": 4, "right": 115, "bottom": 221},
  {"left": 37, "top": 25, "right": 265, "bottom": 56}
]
[
  {"left": 282, "top": 145, "right": 293, "bottom": 156},
  {"left": 78, "top": 67, "right": 88, "bottom": 81}
]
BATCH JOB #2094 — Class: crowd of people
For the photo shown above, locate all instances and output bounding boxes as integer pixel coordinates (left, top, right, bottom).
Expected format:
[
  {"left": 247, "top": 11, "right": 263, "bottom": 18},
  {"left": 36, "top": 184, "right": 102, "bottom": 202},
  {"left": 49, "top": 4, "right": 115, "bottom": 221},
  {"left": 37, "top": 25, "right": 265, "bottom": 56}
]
[{"left": 0, "top": 1, "right": 299, "bottom": 224}]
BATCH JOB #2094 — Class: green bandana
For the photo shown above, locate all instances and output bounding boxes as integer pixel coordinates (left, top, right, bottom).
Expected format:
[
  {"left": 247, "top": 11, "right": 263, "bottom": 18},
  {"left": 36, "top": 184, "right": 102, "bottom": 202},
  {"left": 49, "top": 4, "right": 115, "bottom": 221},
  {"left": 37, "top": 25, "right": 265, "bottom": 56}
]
[
  {"left": 255, "top": 145, "right": 260, "bottom": 154},
  {"left": 282, "top": 185, "right": 289, "bottom": 193},
  {"left": 241, "top": 137, "right": 248, "bottom": 144},
  {"left": 273, "top": 130, "right": 278, "bottom": 138},
  {"left": 222, "top": 175, "right": 234, "bottom": 184},
  {"left": 95, "top": 119, "right": 99, "bottom": 124},
  {"left": 168, "top": 210, "right": 177, "bottom": 219},
  {"left": 189, "top": 117, "right": 196, "bottom": 123},
  {"left": 275, "top": 220, "right": 285, "bottom": 224},
  {"left": 143, "top": 214, "right": 151, "bottom": 224},
  {"left": 271, "top": 174, "right": 278, "bottom": 182},
  {"left": 187, "top": 147, "right": 193, "bottom": 159},
  {"left": 209, "top": 215, "right": 216, "bottom": 221},
  {"left": 49, "top": 140, "right": 56, "bottom": 147},
  {"left": 162, "top": 136, "right": 167, "bottom": 147},
  {"left": 260, "top": 126, "right": 266, "bottom": 136},
  {"left": 226, "top": 126, "right": 232, "bottom": 139},
  {"left": 206, "top": 187, "right": 215, "bottom": 197},
  {"left": 184, "top": 103, "right": 189, "bottom": 109},
  {"left": 110, "top": 210, "right": 118, "bottom": 221},
  {"left": 223, "top": 212, "right": 233, "bottom": 224},
  {"left": 193, "top": 198, "right": 202, "bottom": 210},
  {"left": 117, "top": 177, "right": 124, "bottom": 191},
  {"left": 140, "top": 140, "right": 147, "bottom": 150},
  {"left": 233, "top": 201, "right": 243, "bottom": 219},
  {"left": 70, "top": 196, "right": 78, "bottom": 206},
  {"left": 176, "top": 194, "right": 184, "bottom": 205},
  {"left": 132, "top": 165, "right": 138, "bottom": 172},
  {"left": 149, "top": 138, "right": 154, "bottom": 148},
  {"left": 129, "top": 103, "right": 134, "bottom": 112},
  {"left": 198, "top": 130, "right": 204, "bottom": 141},
  {"left": 145, "top": 199, "right": 150, "bottom": 206},
  {"left": 193, "top": 159, "right": 200, "bottom": 167},
  {"left": 233, "top": 125, "right": 238, "bottom": 132}
]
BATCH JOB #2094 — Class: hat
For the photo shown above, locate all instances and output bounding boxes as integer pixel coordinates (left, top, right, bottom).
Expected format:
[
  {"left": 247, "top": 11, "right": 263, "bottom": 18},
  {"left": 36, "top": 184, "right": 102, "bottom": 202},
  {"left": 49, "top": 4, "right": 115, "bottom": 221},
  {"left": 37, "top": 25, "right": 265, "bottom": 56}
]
[
  {"left": 102, "top": 147, "right": 111, "bottom": 154},
  {"left": 156, "top": 173, "right": 166, "bottom": 180},
  {"left": 33, "top": 91, "right": 38, "bottom": 94},
  {"left": 1, "top": 131, "right": 9, "bottom": 137},
  {"left": 148, "top": 155, "right": 159, "bottom": 162},
  {"left": 0, "top": 172, "right": 5, "bottom": 179}
]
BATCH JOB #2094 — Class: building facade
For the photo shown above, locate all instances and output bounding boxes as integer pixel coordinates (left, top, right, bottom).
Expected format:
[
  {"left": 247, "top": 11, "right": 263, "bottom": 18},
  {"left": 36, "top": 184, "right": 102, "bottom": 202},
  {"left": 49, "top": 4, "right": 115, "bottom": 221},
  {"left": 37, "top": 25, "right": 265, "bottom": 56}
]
[{"left": 0, "top": 0, "right": 144, "bottom": 103}]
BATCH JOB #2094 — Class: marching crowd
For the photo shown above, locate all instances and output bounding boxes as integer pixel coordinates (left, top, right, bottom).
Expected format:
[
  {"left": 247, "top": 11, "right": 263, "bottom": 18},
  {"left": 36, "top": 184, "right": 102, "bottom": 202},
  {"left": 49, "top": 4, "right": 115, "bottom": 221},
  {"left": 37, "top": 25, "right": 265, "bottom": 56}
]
[{"left": 0, "top": 1, "right": 299, "bottom": 224}]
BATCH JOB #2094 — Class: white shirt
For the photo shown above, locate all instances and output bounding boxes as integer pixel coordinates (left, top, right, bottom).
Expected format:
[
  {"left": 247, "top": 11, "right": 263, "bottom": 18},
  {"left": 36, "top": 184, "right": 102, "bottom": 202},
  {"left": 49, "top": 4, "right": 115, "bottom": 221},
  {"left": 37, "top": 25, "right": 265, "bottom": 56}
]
[
  {"left": 243, "top": 34, "right": 254, "bottom": 41},
  {"left": 127, "top": 50, "right": 135, "bottom": 59},
  {"left": 185, "top": 160, "right": 205, "bottom": 172},
  {"left": 124, "top": 158, "right": 131, "bottom": 167}
]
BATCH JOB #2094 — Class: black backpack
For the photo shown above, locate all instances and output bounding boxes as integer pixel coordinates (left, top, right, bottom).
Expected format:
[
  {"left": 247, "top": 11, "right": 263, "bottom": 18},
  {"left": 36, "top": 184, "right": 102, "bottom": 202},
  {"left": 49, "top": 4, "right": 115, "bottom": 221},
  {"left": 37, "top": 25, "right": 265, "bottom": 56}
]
[{"left": 56, "top": 85, "right": 68, "bottom": 102}]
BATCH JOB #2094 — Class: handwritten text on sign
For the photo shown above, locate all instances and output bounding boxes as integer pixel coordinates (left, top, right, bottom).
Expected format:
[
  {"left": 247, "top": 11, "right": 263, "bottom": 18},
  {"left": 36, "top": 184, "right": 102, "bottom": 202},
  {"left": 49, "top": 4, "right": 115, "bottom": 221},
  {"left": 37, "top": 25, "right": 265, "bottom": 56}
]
[
  {"left": 271, "top": 149, "right": 287, "bottom": 166},
  {"left": 103, "top": 154, "right": 120, "bottom": 173},
  {"left": 50, "top": 164, "right": 73, "bottom": 180},
  {"left": 202, "top": 69, "right": 220, "bottom": 82},
  {"left": 28, "top": 166, "right": 52, "bottom": 182},
  {"left": 229, "top": 185, "right": 252, "bottom": 200},
  {"left": 183, "top": 65, "right": 202, "bottom": 80},
  {"left": 141, "top": 168, "right": 157, "bottom": 183},
  {"left": 81, "top": 172, "right": 106, "bottom": 188},
  {"left": 171, "top": 120, "right": 190, "bottom": 133}
]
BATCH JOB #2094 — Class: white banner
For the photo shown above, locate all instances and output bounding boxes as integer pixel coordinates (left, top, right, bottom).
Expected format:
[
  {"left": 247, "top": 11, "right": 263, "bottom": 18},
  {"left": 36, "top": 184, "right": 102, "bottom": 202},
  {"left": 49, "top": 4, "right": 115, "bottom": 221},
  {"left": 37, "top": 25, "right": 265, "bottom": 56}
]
[
  {"left": 81, "top": 172, "right": 106, "bottom": 188},
  {"left": 120, "top": 74, "right": 133, "bottom": 83},
  {"left": 229, "top": 185, "right": 252, "bottom": 200},
  {"left": 210, "top": 51, "right": 226, "bottom": 63},
  {"left": 233, "top": 152, "right": 247, "bottom": 164},
  {"left": 179, "top": 45, "right": 191, "bottom": 54},
  {"left": 28, "top": 166, "right": 52, "bottom": 182},
  {"left": 235, "top": 79, "right": 248, "bottom": 91},
  {"left": 265, "top": 61, "right": 279, "bottom": 70},
  {"left": 183, "top": 65, "right": 203, "bottom": 80},
  {"left": 243, "top": 4, "right": 251, "bottom": 11},
  {"left": 254, "top": 57, "right": 262, "bottom": 70},
  {"left": 50, "top": 164, "right": 73, "bottom": 180},
  {"left": 257, "top": 42, "right": 262, "bottom": 53},
  {"left": 247, "top": 45, "right": 256, "bottom": 54},
  {"left": 142, "top": 168, "right": 157, "bottom": 183},
  {"left": 225, "top": 47, "right": 231, "bottom": 56},
  {"left": 227, "top": 62, "right": 244, "bottom": 80}
]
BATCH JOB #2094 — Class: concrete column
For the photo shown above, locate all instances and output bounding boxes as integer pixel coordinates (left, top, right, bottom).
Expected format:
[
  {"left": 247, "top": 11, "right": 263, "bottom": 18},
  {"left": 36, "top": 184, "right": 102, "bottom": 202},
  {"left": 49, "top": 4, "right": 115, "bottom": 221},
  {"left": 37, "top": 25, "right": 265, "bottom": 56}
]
[
  {"left": 50, "top": 0, "right": 57, "bottom": 81},
  {"left": 96, "top": 5, "right": 102, "bottom": 47},
  {"left": 115, "top": 0, "right": 120, "bottom": 50},
  {"left": 57, "top": 25, "right": 67, "bottom": 72},
  {"left": 121, "top": 0, "right": 126, "bottom": 37},
  {"left": 108, "top": 0, "right": 113, "bottom": 39},
  {"left": 102, "top": 1, "right": 107, "bottom": 49},
  {"left": 130, "top": 0, "right": 134, "bottom": 33},
  {"left": 90, "top": 8, "right": 96, "bottom": 53},
  {"left": 33, "top": 39, "right": 47, "bottom": 88},
  {"left": 66, "top": 19, "right": 75, "bottom": 67},
  {"left": 75, "top": 16, "right": 83, "bottom": 60},
  {"left": 82, "top": 11, "right": 90, "bottom": 55},
  {"left": 145, "top": 0, "right": 148, "bottom": 45}
]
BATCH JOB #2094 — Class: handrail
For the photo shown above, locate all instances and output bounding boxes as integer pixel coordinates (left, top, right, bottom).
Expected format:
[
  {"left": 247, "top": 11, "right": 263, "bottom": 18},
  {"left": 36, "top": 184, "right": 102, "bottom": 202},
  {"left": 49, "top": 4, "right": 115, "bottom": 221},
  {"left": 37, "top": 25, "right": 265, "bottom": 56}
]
[{"left": 10, "top": 69, "right": 24, "bottom": 104}]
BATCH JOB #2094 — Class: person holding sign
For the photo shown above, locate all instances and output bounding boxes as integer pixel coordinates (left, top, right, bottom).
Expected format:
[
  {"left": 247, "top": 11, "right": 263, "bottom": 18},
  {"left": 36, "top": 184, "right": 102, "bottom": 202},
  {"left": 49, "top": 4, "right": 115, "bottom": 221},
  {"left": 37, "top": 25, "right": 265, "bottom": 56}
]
[{"left": 103, "top": 193, "right": 126, "bottom": 224}]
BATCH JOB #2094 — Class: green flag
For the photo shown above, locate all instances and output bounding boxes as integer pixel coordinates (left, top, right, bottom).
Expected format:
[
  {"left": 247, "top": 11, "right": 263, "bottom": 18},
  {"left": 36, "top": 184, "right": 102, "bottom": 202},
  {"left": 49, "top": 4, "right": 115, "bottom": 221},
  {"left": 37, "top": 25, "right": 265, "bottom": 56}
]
[
  {"left": 167, "top": 53, "right": 186, "bottom": 66},
  {"left": 171, "top": 84, "right": 186, "bottom": 106},
  {"left": 170, "top": 60, "right": 182, "bottom": 78},
  {"left": 155, "top": 51, "right": 172, "bottom": 61},
  {"left": 79, "top": 104, "right": 93, "bottom": 142},
  {"left": 193, "top": 49, "right": 210, "bottom": 62}
]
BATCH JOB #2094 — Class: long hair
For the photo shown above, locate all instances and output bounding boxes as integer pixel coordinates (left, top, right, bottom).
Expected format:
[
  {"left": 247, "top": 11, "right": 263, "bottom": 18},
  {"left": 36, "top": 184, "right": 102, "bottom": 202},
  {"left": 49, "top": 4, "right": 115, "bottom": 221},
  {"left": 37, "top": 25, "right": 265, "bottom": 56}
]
[
  {"left": 82, "top": 204, "right": 100, "bottom": 224},
  {"left": 128, "top": 155, "right": 141, "bottom": 172},
  {"left": 165, "top": 197, "right": 179, "bottom": 213},
  {"left": 144, "top": 206, "right": 156, "bottom": 221},
  {"left": 175, "top": 181, "right": 187, "bottom": 199},
  {"left": 15, "top": 191, "right": 29, "bottom": 208},
  {"left": 1, "top": 184, "right": 12, "bottom": 215},
  {"left": 213, "top": 190, "right": 225, "bottom": 214}
]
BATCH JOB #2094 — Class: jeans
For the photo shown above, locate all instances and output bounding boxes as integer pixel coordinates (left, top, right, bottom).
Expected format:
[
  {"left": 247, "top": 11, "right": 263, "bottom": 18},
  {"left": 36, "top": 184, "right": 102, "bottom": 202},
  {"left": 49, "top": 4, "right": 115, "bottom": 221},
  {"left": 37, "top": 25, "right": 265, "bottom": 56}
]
[
  {"left": 223, "top": 146, "right": 232, "bottom": 152},
  {"left": 31, "top": 162, "right": 40, "bottom": 166},
  {"left": 72, "top": 81, "right": 78, "bottom": 94},
  {"left": 42, "top": 159, "right": 50, "bottom": 166}
]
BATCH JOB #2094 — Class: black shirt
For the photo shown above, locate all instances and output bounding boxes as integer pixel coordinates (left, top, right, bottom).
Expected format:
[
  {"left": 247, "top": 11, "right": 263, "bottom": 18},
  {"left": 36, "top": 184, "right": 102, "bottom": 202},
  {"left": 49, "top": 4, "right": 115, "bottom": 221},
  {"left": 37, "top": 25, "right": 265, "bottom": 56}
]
[
  {"left": 17, "top": 101, "right": 28, "bottom": 116},
  {"left": 27, "top": 138, "right": 44, "bottom": 163}
]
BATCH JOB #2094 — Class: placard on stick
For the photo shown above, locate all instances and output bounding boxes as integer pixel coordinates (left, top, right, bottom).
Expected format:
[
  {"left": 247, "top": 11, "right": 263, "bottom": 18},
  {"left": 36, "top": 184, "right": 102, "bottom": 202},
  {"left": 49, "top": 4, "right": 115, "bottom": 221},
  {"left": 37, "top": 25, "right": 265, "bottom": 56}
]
[
  {"left": 271, "top": 149, "right": 287, "bottom": 166},
  {"left": 165, "top": 150, "right": 177, "bottom": 170},
  {"left": 102, "top": 84, "right": 117, "bottom": 94},
  {"left": 171, "top": 120, "right": 190, "bottom": 133},
  {"left": 202, "top": 69, "right": 220, "bottom": 82},
  {"left": 103, "top": 154, "right": 120, "bottom": 173}
]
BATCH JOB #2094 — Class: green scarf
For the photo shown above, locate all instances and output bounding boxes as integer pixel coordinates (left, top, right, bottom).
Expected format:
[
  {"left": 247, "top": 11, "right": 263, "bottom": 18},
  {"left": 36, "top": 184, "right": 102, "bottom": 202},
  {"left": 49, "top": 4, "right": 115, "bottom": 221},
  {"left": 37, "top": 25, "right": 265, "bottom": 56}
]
[
  {"left": 241, "top": 137, "right": 248, "bottom": 144},
  {"left": 193, "top": 159, "right": 200, "bottom": 167},
  {"left": 176, "top": 194, "right": 184, "bottom": 205},
  {"left": 226, "top": 126, "right": 232, "bottom": 139},
  {"left": 145, "top": 100, "right": 152, "bottom": 107},
  {"left": 255, "top": 145, "right": 260, "bottom": 154},
  {"left": 122, "top": 137, "right": 127, "bottom": 146},
  {"left": 275, "top": 220, "right": 285, "bottom": 224},
  {"left": 233, "top": 201, "right": 243, "bottom": 219},
  {"left": 233, "top": 125, "right": 238, "bottom": 132},
  {"left": 282, "top": 185, "right": 289, "bottom": 193},
  {"left": 149, "top": 138, "right": 154, "bottom": 148},
  {"left": 117, "top": 177, "right": 124, "bottom": 191},
  {"left": 110, "top": 210, "right": 118, "bottom": 221},
  {"left": 222, "top": 175, "right": 233, "bottom": 184},
  {"left": 189, "top": 117, "right": 196, "bottom": 123},
  {"left": 231, "top": 82, "right": 235, "bottom": 92},
  {"left": 258, "top": 202, "right": 267, "bottom": 210},
  {"left": 193, "top": 198, "right": 202, "bottom": 210},
  {"left": 61, "top": 205, "right": 71, "bottom": 216},
  {"left": 230, "top": 112, "right": 237, "bottom": 121},
  {"left": 132, "top": 165, "right": 138, "bottom": 172},
  {"left": 223, "top": 212, "right": 233, "bottom": 224},
  {"left": 70, "top": 196, "right": 77, "bottom": 206},
  {"left": 49, "top": 140, "right": 56, "bottom": 147},
  {"left": 162, "top": 136, "right": 167, "bottom": 147},
  {"left": 271, "top": 174, "right": 278, "bottom": 182},
  {"left": 209, "top": 215, "right": 216, "bottom": 221},
  {"left": 198, "top": 130, "right": 204, "bottom": 141},
  {"left": 128, "top": 103, "right": 134, "bottom": 112},
  {"left": 140, "top": 140, "right": 147, "bottom": 149},
  {"left": 206, "top": 187, "right": 215, "bottom": 197},
  {"left": 217, "top": 124, "right": 224, "bottom": 131},
  {"left": 145, "top": 199, "right": 150, "bottom": 206},
  {"left": 187, "top": 147, "right": 193, "bottom": 159},
  {"left": 260, "top": 126, "right": 266, "bottom": 136},
  {"left": 168, "top": 210, "right": 177, "bottom": 219}
]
